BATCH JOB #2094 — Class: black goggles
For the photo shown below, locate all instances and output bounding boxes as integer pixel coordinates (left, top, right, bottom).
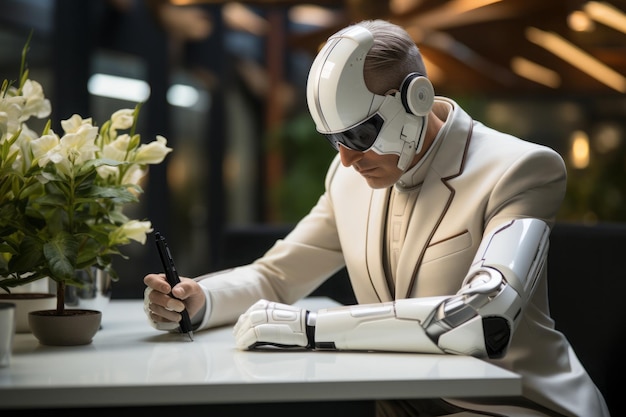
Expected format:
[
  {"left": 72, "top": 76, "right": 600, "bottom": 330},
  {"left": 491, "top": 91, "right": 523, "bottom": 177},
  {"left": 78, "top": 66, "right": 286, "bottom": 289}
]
[{"left": 323, "top": 113, "right": 385, "bottom": 152}]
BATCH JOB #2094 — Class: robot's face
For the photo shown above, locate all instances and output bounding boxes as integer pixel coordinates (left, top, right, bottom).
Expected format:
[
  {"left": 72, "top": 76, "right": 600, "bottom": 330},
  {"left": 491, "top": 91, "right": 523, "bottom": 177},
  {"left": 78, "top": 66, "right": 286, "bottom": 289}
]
[
  {"left": 323, "top": 112, "right": 384, "bottom": 151},
  {"left": 323, "top": 93, "right": 407, "bottom": 155},
  {"left": 306, "top": 25, "right": 421, "bottom": 161}
]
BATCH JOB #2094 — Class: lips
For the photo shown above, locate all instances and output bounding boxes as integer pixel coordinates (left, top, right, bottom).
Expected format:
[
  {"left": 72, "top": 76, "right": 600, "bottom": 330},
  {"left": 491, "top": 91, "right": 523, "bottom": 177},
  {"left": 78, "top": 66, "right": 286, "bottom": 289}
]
[{"left": 356, "top": 166, "right": 377, "bottom": 175}]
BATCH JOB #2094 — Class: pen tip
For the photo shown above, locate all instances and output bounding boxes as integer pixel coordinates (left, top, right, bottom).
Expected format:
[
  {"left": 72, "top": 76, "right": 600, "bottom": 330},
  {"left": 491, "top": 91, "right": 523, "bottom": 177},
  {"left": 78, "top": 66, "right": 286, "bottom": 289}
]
[{"left": 188, "top": 332, "right": 194, "bottom": 342}]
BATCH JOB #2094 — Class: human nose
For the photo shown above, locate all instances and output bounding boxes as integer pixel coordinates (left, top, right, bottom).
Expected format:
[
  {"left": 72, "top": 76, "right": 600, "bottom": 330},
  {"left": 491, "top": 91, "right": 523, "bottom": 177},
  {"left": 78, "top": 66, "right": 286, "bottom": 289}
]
[{"left": 338, "top": 145, "right": 364, "bottom": 167}]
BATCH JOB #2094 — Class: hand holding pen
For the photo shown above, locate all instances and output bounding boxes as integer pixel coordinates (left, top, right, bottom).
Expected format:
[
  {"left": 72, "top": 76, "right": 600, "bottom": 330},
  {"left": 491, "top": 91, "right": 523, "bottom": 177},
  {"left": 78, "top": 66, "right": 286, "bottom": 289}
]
[{"left": 154, "top": 231, "right": 194, "bottom": 341}]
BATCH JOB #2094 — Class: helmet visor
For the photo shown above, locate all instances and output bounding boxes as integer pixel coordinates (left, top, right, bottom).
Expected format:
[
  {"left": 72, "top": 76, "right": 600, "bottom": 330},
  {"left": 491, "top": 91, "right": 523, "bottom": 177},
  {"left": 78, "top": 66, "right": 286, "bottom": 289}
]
[{"left": 324, "top": 113, "right": 385, "bottom": 152}]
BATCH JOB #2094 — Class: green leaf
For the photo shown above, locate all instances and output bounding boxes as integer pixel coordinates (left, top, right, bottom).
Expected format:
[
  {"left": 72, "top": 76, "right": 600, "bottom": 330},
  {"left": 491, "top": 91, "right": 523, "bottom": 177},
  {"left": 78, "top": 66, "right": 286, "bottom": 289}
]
[
  {"left": 42, "top": 232, "right": 78, "bottom": 281},
  {"left": 130, "top": 102, "right": 142, "bottom": 137},
  {"left": 75, "top": 234, "right": 102, "bottom": 266},
  {"left": 18, "top": 30, "right": 33, "bottom": 90},
  {"left": 0, "top": 242, "right": 18, "bottom": 255},
  {"left": 128, "top": 134, "right": 141, "bottom": 150},
  {"left": 94, "top": 185, "right": 139, "bottom": 204},
  {"left": 19, "top": 180, "right": 43, "bottom": 199},
  {"left": 8, "top": 235, "right": 44, "bottom": 274},
  {"left": 40, "top": 119, "right": 51, "bottom": 136},
  {"left": 0, "top": 130, "right": 22, "bottom": 166}
]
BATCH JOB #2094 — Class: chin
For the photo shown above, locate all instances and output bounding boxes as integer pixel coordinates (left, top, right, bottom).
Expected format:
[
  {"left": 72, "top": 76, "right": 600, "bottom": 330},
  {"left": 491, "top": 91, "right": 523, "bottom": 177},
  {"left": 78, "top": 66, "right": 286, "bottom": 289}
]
[{"left": 364, "top": 177, "right": 395, "bottom": 189}]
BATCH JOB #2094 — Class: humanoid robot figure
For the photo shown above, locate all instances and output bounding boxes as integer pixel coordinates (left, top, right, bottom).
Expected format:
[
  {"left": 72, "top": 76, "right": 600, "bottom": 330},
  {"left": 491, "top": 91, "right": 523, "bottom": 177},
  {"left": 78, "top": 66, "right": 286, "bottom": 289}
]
[{"left": 234, "top": 26, "right": 550, "bottom": 359}]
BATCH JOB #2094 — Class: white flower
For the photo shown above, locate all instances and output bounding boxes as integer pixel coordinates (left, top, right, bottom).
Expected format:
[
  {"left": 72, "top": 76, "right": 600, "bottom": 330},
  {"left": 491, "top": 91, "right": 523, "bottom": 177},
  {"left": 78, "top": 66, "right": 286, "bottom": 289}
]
[
  {"left": 121, "top": 164, "right": 146, "bottom": 186},
  {"left": 134, "top": 135, "right": 172, "bottom": 164},
  {"left": 18, "top": 123, "right": 39, "bottom": 141},
  {"left": 110, "top": 109, "right": 134, "bottom": 131},
  {"left": 11, "top": 126, "right": 39, "bottom": 173},
  {"left": 6, "top": 140, "right": 24, "bottom": 173},
  {"left": 61, "top": 114, "right": 93, "bottom": 134},
  {"left": 20, "top": 80, "right": 51, "bottom": 120},
  {"left": 101, "top": 133, "right": 132, "bottom": 162},
  {"left": 0, "top": 111, "right": 8, "bottom": 141},
  {"left": 0, "top": 96, "right": 24, "bottom": 136},
  {"left": 31, "top": 132, "right": 61, "bottom": 167},
  {"left": 59, "top": 123, "right": 99, "bottom": 166},
  {"left": 95, "top": 164, "right": 118, "bottom": 183},
  {"left": 110, "top": 220, "right": 153, "bottom": 245},
  {"left": 30, "top": 124, "right": 98, "bottom": 177}
]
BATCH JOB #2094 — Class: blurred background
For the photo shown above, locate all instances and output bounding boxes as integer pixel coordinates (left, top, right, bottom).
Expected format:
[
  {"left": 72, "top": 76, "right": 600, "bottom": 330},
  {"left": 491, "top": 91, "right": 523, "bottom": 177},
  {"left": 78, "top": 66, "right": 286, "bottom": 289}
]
[{"left": 1, "top": 0, "right": 625, "bottom": 297}]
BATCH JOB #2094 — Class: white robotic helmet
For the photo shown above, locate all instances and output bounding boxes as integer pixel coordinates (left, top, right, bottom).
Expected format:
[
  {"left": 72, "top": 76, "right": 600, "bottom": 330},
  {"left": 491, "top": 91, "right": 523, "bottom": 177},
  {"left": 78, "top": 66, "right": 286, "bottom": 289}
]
[{"left": 306, "top": 24, "right": 434, "bottom": 170}]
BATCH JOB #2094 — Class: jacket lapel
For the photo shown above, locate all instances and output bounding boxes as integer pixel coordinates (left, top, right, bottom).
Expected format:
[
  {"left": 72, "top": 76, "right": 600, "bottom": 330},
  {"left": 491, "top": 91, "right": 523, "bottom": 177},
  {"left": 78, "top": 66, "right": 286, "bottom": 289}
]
[
  {"left": 395, "top": 100, "right": 474, "bottom": 299},
  {"left": 365, "top": 187, "right": 394, "bottom": 302}
]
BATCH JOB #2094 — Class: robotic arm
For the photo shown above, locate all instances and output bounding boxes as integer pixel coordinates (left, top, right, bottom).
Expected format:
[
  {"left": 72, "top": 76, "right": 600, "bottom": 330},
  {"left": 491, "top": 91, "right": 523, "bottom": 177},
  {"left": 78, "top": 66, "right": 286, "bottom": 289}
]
[{"left": 234, "top": 218, "right": 550, "bottom": 359}]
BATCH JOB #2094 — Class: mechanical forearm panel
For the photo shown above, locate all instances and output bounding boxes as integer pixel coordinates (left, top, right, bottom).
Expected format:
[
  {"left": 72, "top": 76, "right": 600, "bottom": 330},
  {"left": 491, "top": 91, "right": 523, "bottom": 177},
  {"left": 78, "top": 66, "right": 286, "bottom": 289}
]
[{"left": 313, "top": 218, "right": 550, "bottom": 358}]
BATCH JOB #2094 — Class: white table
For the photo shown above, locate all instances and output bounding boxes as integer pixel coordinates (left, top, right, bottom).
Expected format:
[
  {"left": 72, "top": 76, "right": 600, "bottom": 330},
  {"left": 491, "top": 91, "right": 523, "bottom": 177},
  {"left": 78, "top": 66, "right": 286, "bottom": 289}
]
[{"left": 0, "top": 298, "right": 521, "bottom": 410}]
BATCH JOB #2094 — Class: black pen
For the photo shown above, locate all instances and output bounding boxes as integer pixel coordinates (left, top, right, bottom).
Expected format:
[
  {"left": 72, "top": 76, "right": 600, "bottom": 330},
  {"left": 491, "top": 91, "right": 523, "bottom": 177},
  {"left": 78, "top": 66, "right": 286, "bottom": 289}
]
[{"left": 154, "top": 231, "right": 194, "bottom": 341}]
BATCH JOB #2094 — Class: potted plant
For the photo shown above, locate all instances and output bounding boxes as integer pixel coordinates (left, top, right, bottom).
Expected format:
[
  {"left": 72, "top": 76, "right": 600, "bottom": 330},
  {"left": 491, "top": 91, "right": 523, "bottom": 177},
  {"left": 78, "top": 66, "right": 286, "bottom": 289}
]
[{"left": 0, "top": 39, "right": 172, "bottom": 345}]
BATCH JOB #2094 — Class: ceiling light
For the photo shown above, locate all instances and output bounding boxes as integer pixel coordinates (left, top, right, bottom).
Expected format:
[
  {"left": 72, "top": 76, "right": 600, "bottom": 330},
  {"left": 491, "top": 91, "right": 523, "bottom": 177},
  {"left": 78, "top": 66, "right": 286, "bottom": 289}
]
[
  {"left": 446, "top": 0, "right": 502, "bottom": 15},
  {"left": 568, "top": 10, "right": 595, "bottom": 32},
  {"left": 289, "top": 5, "right": 342, "bottom": 27},
  {"left": 510, "top": 57, "right": 561, "bottom": 88},
  {"left": 390, "top": 0, "right": 422, "bottom": 15},
  {"left": 87, "top": 73, "right": 150, "bottom": 102},
  {"left": 167, "top": 84, "right": 200, "bottom": 108},
  {"left": 583, "top": 1, "right": 626, "bottom": 35},
  {"left": 570, "top": 130, "right": 590, "bottom": 169},
  {"left": 222, "top": 2, "right": 267, "bottom": 36},
  {"left": 525, "top": 26, "right": 626, "bottom": 93}
]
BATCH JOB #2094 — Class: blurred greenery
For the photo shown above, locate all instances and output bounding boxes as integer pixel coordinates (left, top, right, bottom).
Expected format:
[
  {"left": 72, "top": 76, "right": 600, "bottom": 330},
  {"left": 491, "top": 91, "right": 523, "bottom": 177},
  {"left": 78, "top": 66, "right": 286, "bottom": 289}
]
[
  {"left": 266, "top": 113, "right": 336, "bottom": 223},
  {"left": 558, "top": 144, "right": 626, "bottom": 223}
]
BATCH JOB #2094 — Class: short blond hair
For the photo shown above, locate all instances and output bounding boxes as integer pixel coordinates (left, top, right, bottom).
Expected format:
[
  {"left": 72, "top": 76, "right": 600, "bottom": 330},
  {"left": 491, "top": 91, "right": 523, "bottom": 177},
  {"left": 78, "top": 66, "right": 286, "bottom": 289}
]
[{"left": 356, "top": 20, "right": 427, "bottom": 94}]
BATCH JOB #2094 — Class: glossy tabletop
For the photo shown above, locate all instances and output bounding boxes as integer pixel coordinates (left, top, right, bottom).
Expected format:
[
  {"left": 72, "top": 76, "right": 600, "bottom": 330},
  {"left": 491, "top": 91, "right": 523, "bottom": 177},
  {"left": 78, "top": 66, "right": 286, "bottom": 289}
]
[{"left": 0, "top": 297, "right": 521, "bottom": 409}]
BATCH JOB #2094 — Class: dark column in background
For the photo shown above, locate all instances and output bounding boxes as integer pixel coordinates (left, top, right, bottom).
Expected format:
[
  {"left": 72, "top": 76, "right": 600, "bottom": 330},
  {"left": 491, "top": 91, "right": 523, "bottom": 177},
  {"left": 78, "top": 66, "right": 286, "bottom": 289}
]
[
  {"left": 261, "top": 8, "right": 288, "bottom": 223},
  {"left": 51, "top": 0, "right": 92, "bottom": 128},
  {"left": 183, "top": 6, "right": 228, "bottom": 271}
]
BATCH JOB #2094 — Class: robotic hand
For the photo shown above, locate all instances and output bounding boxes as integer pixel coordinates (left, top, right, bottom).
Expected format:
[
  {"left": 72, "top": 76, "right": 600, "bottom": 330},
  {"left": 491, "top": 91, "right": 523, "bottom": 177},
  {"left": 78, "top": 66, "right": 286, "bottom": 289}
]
[
  {"left": 235, "top": 218, "right": 549, "bottom": 359},
  {"left": 234, "top": 300, "right": 315, "bottom": 350}
]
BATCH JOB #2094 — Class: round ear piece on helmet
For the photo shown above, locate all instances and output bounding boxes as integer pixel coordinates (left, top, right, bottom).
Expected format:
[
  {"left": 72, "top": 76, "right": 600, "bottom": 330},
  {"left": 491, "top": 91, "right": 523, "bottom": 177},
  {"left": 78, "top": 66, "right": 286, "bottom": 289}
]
[{"left": 400, "top": 73, "right": 434, "bottom": 116}]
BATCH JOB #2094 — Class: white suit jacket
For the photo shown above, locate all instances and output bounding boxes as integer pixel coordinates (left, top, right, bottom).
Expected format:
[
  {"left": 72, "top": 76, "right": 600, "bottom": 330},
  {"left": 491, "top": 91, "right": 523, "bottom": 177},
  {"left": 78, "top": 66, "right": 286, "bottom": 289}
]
[{"left": 195, "top": 98, "right": 609, "bottom": 416}]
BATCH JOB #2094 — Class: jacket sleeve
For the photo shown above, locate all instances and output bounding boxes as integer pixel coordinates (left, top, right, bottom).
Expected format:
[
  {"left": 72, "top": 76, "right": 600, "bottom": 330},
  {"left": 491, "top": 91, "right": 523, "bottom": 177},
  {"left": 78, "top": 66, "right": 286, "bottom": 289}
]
[{"left": 195, "top": 156, "right": 345, "bottom": 329}]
